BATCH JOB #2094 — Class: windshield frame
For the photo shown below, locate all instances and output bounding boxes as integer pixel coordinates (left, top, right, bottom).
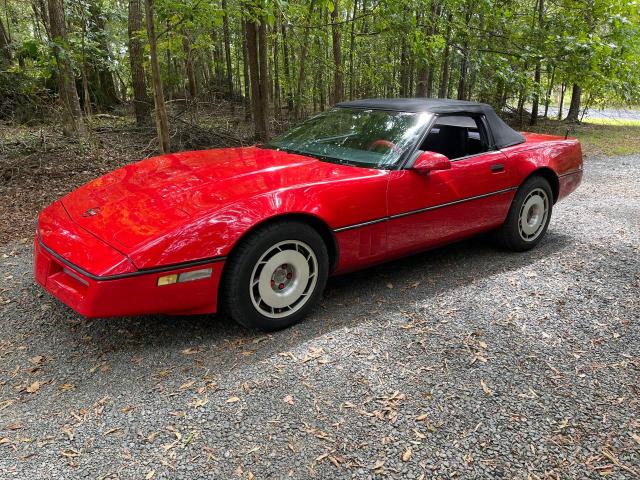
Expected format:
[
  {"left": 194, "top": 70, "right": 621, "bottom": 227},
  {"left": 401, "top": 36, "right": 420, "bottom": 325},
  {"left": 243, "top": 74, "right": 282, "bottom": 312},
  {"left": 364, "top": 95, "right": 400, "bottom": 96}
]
[{"left": 261, "top": 107, "right": 434, "bottom": 171}]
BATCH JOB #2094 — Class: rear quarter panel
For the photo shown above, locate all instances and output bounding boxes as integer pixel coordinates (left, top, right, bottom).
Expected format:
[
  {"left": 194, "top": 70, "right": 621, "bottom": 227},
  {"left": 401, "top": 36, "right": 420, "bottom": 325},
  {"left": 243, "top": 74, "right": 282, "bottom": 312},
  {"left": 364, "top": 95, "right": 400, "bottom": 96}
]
[{"left": 501, "top": 133, "right": 583, "bottom": 201}]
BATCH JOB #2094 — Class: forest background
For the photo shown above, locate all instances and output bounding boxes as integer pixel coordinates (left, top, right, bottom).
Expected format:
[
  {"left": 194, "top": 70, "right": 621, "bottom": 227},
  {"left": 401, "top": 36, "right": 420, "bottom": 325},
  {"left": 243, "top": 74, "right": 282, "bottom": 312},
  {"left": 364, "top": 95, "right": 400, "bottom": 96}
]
[{"left": 1, "top": 0, "right": 639, "bottom": 242}]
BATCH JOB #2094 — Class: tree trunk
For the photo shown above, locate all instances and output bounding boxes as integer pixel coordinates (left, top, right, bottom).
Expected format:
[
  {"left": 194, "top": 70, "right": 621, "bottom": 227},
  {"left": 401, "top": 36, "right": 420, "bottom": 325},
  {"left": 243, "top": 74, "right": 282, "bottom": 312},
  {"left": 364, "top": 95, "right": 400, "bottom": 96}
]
[
  {"left": 438, "top": 13, "right": 451, "bottom": 98},
  {"left": 529, "top": 0, "right": 544, "bottom": 126},
  {"left": 416, "top": 5, "right": 437, "bottom": 98},
  {"left": 558, "top": 82, "right": 565, "bottom": 120},
  {"left": 47, "top": 0, "right": 86, "bottom": 137},
  {"left": 457, "top": 5, "right": 472, "bottom": 101},
  {"left": 128, "top": 0, "right": 151, "bottom": 125},
  {"left": 331, "top": 0, "right": 343, "bottom": 104},
  {"left": 221, "top": 0, "right": 233, "bottom": 98},
  {"left": 543, "top": 64, "right": 555, "bottom": 119},
  {"left": 399, "top": 38, "right": 408, "bottom": 97},
  {"left": 565, "top": 83, "right": 581, "bottom": 122},
  {"left": 272, "top": 20, "right": 281, "bottom": 118},
  {"left": 295, "top": 0, "right": 316, "bottom": 120},
  {"left": 529, "top": 61, "right": 541, "bottom": 125},
  {"left": 0, "top": 17, "right": 12, "bottom": 66},
  {"left": 241, "top": 21, "right": 251, "bottom": 119},
  {"left": 182, "top": 35, "right": 197, "bottom": 99},
  {"left": 80, "top": 12, "right": 92, "bottom": 116},
  {"left": 281, "top": 20, "right": 293, "bottom": 114},
  {"left": 244, "top": 17, "right": 269, "bottom": 141},
  {"left": 33, "top": 0, "right": 51, "bottom": 38},
  {"left": 144, "top": 0, "right": 170, "bottom": 153},
  {"left": 258, "top": 17, "right": 269, "bottom": 127},
  {"left": 516, "top": 84, "right": 526, "bottom": 126},
  {"left": 348, "top": 0, "right": 357, "bottom": 100},
  {"left": 457, "top": 53, "right": 468, "bottom": 100}
]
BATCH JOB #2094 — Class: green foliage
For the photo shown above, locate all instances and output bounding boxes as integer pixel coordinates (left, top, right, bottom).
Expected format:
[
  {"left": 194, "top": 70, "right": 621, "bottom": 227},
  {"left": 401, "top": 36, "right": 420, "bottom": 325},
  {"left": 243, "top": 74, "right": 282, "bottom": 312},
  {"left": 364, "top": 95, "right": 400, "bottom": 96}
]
[{"left": 0, "top": 0, "right": 638, "bottom": 123}]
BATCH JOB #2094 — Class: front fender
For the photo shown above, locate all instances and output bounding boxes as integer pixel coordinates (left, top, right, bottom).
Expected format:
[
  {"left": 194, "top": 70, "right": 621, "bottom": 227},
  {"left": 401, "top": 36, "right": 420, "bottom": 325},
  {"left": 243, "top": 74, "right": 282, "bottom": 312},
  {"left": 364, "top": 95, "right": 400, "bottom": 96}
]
[{"left": 127, "top": 171, "right": 388, "bottom": 269}]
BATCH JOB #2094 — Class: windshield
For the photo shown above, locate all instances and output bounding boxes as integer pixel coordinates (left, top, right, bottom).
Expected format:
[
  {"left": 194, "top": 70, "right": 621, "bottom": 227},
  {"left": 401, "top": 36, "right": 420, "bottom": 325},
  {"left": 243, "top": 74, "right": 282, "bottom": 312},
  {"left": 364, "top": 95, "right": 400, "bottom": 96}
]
[{"left": 263, "top": 108, "right": 432, "bottom": 168}]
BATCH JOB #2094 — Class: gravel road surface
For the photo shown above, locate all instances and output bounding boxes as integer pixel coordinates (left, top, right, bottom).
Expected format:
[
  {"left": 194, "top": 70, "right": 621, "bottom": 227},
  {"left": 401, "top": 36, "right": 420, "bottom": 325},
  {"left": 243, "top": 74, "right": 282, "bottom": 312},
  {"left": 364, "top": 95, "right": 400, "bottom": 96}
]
[{"left": 1, "top": 155, "right": 639, "bottom": 479}]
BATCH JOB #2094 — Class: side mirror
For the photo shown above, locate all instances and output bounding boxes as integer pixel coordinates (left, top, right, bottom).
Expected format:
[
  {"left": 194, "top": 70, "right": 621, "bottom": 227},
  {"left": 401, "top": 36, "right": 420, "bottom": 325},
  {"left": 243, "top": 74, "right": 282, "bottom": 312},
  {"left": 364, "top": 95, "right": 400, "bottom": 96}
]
[{"left": 412, "top": 151, "right": 451, "bottom": 173}]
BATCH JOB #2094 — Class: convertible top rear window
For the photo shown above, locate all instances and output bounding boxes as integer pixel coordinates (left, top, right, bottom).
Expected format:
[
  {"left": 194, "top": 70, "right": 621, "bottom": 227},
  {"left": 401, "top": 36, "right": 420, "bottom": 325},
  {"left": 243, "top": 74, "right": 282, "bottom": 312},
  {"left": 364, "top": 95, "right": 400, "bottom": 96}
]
[{"left": 263, "top": 108, "right": 432, "bottom": 169}]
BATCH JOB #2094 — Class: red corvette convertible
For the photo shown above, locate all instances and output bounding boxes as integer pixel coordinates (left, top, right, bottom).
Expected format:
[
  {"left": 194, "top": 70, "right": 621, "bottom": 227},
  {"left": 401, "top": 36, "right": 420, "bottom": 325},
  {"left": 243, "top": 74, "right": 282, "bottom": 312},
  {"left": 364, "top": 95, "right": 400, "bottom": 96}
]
[{"left": 34, "top": 99, "right": 583, "bottom": 330}]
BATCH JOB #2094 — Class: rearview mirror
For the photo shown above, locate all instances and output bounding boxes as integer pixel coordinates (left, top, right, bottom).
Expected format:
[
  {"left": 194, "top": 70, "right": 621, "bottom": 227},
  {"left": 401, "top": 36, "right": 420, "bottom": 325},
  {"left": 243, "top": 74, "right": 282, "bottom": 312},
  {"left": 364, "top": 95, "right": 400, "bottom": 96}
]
[{"left": 412, "top": 151, "right": 451, "bottom": 173}]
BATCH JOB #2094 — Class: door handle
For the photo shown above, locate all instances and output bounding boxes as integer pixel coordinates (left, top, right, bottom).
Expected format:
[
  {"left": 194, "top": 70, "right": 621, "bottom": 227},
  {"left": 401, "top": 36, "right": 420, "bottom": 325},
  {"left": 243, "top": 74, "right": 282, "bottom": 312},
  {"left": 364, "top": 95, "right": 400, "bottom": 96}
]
[{"left": 491, "top": 164, "right": 505, "bottom": 173}]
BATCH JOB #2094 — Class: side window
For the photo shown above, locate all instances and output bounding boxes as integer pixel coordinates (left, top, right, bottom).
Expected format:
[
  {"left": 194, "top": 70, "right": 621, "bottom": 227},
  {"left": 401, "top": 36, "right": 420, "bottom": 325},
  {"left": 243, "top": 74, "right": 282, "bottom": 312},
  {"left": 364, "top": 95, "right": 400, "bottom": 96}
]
[{"left": 420, "top": 115, "right": 489, "bottom": 160}]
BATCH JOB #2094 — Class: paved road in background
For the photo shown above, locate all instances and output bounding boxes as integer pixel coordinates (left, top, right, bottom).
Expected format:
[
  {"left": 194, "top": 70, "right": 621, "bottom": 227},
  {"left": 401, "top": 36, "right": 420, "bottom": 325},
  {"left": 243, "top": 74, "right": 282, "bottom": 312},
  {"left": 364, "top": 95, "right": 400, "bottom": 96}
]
[
  {"left": 545, "top": 106, "right": 640, "bottom": 121},
  {"left": 1, "top": 155, "right": 639, "bottom": 479}
]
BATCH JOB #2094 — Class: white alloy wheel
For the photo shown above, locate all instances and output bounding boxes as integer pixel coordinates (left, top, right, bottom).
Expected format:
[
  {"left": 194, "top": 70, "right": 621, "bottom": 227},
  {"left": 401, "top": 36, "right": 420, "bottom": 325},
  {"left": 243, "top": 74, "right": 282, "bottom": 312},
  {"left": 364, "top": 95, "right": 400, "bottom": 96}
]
[
  {"left": 249, "top": 240, "right": 318, "bottom": 318},
  {"left": 518, "top": 187, "right": 549, "bottom": 242}
]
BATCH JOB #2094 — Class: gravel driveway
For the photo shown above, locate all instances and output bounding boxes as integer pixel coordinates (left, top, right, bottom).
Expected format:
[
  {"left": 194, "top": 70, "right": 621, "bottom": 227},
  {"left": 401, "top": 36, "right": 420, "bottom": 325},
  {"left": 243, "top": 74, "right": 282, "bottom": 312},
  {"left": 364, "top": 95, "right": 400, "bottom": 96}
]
[{"left": 1, "top": 155, "right": 639, "bottom": 479}]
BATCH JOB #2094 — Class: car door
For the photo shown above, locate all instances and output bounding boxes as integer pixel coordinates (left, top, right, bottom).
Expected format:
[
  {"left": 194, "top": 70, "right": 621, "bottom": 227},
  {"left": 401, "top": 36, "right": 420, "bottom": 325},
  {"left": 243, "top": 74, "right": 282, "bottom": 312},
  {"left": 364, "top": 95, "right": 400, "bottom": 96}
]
[{"left": 385, "top": 114, "right": 518, "bottom": 257}]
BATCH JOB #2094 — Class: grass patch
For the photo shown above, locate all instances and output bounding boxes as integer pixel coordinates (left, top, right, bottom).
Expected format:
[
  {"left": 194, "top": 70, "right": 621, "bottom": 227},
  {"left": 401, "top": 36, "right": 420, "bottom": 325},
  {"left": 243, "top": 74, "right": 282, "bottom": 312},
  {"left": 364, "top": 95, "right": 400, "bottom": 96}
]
[{"left": 522, "top": 119, "right": 640, "bottom": 156}]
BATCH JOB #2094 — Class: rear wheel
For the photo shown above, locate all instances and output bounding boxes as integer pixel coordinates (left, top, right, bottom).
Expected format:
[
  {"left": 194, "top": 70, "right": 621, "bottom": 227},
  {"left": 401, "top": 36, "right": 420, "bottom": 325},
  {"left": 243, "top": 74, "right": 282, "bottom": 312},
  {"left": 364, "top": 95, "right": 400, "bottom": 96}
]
[
  {"left": 496, "top": 176, "right": 553, "bottom": 251},
  {"left": 221, "top": 221, "right": 329, "bottom": 331}
]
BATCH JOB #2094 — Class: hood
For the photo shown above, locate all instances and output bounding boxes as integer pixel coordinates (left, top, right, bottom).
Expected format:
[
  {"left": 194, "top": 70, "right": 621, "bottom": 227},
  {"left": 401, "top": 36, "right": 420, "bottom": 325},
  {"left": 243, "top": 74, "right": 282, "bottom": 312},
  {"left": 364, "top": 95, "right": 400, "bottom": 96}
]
[{"left": 62, "top": 146, "right": 376, "bottom": 252}]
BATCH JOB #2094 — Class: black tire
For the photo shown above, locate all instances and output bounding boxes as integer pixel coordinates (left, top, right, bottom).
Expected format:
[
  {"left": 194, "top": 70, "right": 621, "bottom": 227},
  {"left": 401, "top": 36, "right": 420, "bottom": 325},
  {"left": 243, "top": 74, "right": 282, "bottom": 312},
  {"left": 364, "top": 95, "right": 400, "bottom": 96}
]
[
  {"left": 496, "top": 175, "right": 553, "bottom": 251},
  {"left": 221, "top": 221, "right": 329, "bottom": 331}
]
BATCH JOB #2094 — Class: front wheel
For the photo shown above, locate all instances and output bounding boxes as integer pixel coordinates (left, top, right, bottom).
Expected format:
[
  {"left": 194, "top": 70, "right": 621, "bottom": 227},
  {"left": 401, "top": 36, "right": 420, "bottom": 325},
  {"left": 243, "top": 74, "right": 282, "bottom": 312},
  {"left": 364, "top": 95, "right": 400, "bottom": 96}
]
[
  {"left": 496, "top": 176, "right": 553, "bottom": 251},
  {"left": 221, "top": 221, "right": 329, "bottom": 331}
]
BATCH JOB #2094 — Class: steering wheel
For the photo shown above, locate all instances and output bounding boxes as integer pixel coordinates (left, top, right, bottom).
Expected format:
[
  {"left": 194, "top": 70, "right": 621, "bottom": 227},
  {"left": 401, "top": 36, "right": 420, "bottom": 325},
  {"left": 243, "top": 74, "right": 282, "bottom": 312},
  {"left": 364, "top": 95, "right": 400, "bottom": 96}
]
[{"left": 367, "top": 139, "right": 402, "bottom": 154}]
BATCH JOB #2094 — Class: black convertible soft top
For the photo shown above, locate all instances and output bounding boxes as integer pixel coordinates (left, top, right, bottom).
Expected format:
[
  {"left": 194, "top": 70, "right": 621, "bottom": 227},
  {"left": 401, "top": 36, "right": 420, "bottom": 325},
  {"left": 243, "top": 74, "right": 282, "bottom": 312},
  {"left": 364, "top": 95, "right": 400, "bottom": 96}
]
[{"left": 336, "top": 98, "right": 525, "bottom": 149}]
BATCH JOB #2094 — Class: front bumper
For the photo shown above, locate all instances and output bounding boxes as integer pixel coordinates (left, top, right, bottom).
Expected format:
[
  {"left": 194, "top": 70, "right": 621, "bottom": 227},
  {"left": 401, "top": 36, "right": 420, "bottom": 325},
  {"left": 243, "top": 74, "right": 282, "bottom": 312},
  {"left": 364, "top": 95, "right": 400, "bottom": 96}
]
[{"left": 34, "top": 237, "right": 224, "bottom": 318}]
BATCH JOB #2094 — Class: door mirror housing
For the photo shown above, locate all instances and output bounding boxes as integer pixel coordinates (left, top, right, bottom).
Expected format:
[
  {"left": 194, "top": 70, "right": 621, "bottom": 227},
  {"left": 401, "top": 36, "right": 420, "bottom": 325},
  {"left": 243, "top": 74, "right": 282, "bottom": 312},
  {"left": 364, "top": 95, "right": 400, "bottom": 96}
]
[{"left": 412, "top": 151, "right": 451, "bottom": 173}]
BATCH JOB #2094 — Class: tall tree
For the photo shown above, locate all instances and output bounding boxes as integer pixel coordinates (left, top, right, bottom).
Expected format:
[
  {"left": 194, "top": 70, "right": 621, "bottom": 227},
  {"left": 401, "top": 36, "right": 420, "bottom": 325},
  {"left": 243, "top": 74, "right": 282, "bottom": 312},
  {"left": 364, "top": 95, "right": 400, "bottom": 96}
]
[
  {"left": 438, "top": 13, "right": 452, "bottom": 98},
  {"left": 182, "top": 34, "right": 197, "bottom": 99},
  {"left": 47, "top": 0, "right": 86, "bottom": 136},
  {"left": 244, "top": 15, "right": 269, "bottom": 140},
  {"left": 144, "top": 0, "right": 170, "bottom": 152},
  {"left": 529, "top": 0, "right": 545, "bottom": 125},
  {"left": 0, "top": 17, "right": 12, "bottom": 66},
  {"left": 280, "top": 19, "right": 293, "bottom": 112},
  {"left": 295, "top": 0, "right": 316, "bottom": 119},
  {"left": 272, "top": 19, "right": 281, "bottom": 117},
  {"left": 221, "top": 0, "right": 233, "bottom": 98},
  {"left": 241, "top": 20, "right": 251, "bottom": 119},
  {"left": 331, "top": 0, "right": 343, "bottom": 104},
  {"left": 565, "top": 83, "right": 581, "bottom": 122},
  {"left": 128, "top": 0, "right": 151, "bottom": 125},
  {"left": 347, "top": 0, "right": 357, "bottom": 100}
]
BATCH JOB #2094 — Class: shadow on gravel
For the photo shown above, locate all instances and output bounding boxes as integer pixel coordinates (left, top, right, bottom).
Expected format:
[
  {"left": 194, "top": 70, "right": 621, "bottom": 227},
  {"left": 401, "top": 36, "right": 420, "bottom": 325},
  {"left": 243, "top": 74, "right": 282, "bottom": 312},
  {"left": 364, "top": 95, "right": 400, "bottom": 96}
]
[{"left": 50, "top": 228, "right": 573, "bottom": 371}]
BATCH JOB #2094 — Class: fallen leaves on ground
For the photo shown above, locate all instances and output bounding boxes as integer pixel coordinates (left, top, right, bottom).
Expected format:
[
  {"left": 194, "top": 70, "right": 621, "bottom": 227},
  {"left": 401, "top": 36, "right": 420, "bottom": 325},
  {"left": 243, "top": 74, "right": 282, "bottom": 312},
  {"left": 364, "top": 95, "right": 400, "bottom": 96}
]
[
  {"left": 60, "top": 448, "right": 80, "bottom": 458},
  {"left": 402, "top": 447, "right": 412, "bottom": 461},
  {"left": 25, "top": 381, "right": 42, "bottom": 394},
  {"left": 181, "top": 347, "right": 201, "bottom": 355},
  {"left": 480, "top": 379, "right": 493, "bottom": 396},
  {"left": 28, "top": 355, "right": 44, "bottom": 365}
]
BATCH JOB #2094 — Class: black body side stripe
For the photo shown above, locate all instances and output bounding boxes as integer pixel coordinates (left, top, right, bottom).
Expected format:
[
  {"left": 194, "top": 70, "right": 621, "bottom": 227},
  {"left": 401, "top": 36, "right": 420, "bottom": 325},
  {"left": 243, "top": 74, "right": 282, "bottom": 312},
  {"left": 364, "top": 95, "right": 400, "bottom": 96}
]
[
  {"left": 37, "top": 237, "right": 226, "bottom": 282},
  {"left": 333, "top": 186, "right": 517, "bottom": 233}
]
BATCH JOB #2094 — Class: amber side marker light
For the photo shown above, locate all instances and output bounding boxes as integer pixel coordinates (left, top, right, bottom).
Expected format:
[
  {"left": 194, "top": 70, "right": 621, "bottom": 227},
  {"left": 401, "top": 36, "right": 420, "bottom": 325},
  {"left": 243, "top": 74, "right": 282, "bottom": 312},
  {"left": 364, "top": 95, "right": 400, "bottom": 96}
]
[{"left": 157, "top": 268, "right": 212, "bottom": 286}]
